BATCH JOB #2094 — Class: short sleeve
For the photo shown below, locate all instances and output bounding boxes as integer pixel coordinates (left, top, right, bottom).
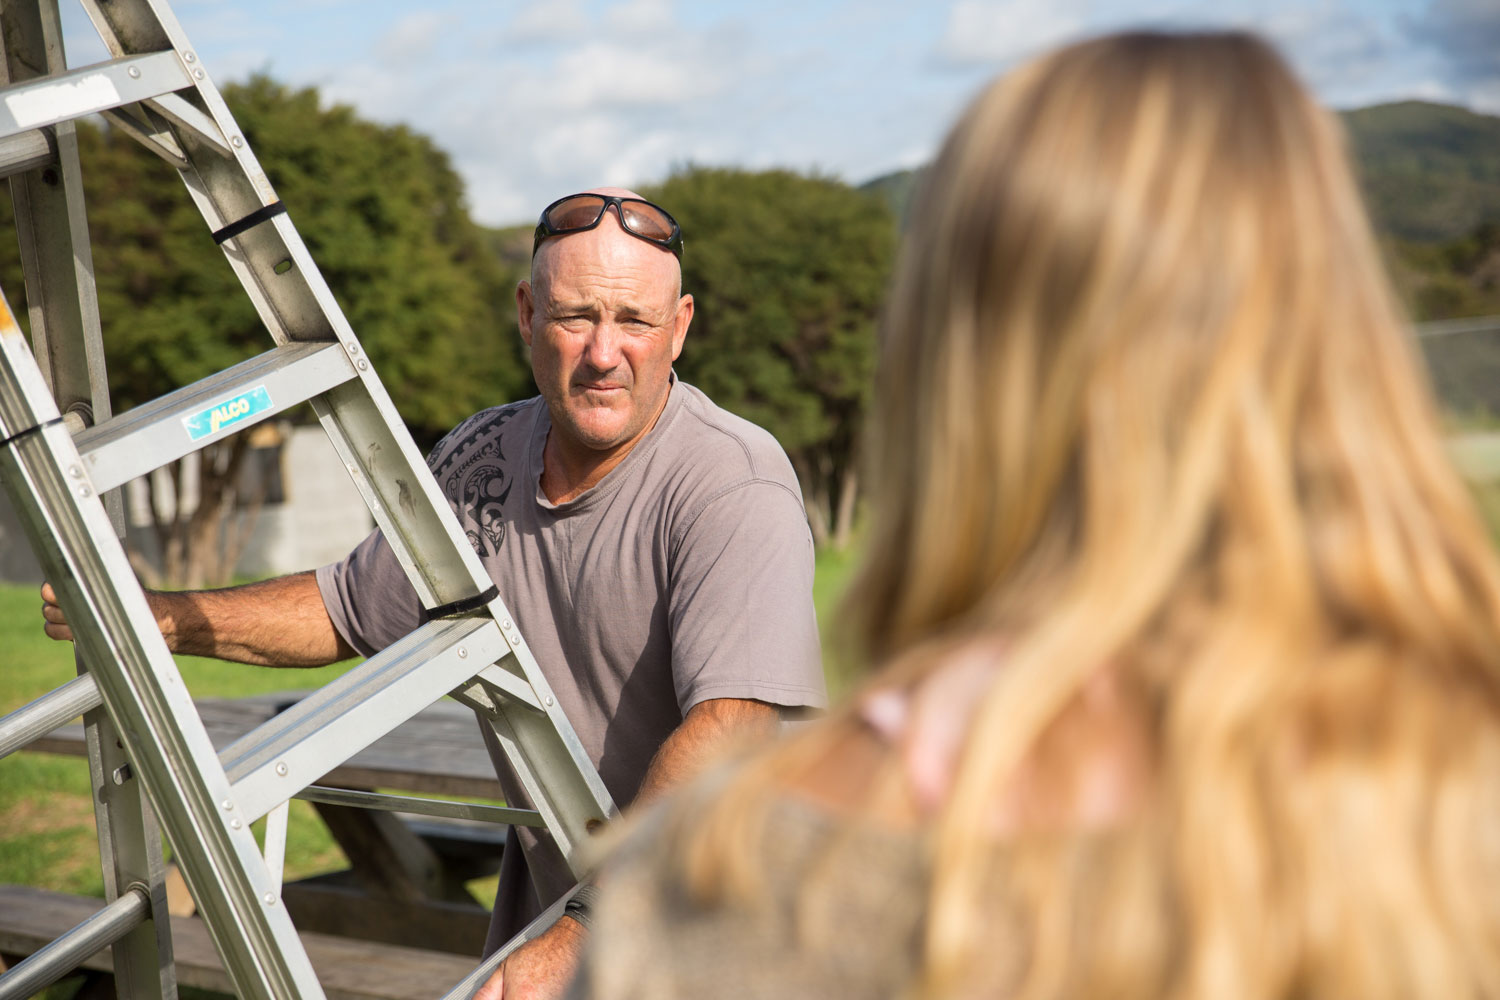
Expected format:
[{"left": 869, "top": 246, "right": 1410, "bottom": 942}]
[
  {"left": 314, "top": 528, "right": 424, "bottom": 658},
  {"left": 667, "top": 481, "right": 827, "bottom": 714}
]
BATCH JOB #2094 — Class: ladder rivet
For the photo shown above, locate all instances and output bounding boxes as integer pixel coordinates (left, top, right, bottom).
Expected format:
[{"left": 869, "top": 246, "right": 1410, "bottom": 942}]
[
  {"left": 275, "top": 762, "right": 288, "bottom": 776},
  {"left": 193, "top": 68, "right": 205, "bottom": 80},
  {"left": 221, "top": 800, "right": 233, "bottom": 811},
  {"left": 231, "top": 136, "right": 244, "bottom": 149},
  {"left": 545, "top": 696, "right": 554, "bottom": 707},
  {"left": 263, "top": 892, "right": 277, "bottom": 905},
  {"left": 127, "top": 65, "right": 140, "bottom": 79},
  {"left": 183, "top": 51, "right": 196, "bottom": 62},
  {"left": 357, "top": 359, "right": 369, "bottom": 371},
  {"left": 77, "top": 485, "right": 91, "bottom": 498},
  {"left": 67, "top": 465, "right": 82, "bottom": 478},
  {"left": 457, "top": 647, "right": 468, "bottom": 659},
  {"left": 345, "top": 342, "right": 359, "bottom": 354},
  {"left": 230, "top": 818, "right": 242, "bottom": 829}
]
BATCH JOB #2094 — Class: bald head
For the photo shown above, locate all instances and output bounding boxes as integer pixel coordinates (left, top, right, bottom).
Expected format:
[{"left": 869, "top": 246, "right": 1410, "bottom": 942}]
[{"left": 532, "top": 186, "right": 682, "bottom": 298}]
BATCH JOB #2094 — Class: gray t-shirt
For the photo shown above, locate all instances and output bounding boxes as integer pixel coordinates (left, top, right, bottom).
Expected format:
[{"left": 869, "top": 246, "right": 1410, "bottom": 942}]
[{"left": 315, "top": 378, "right": 826, "bottom": 948}]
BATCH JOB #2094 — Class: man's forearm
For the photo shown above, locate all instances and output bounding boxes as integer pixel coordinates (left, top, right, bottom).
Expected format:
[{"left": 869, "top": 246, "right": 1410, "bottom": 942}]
[
  {"left": 152, "top": 570, "right": 355, "bottom": 667},
  {"left": 634, "top": 697, "right": 781, "bottom": 805}
]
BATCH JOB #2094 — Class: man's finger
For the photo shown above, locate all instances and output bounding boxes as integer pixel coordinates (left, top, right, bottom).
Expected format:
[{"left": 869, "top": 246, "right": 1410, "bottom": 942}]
[
  {"left": 473, "top": 964, "right": 505, "bottom": 1000},
  {"left": 40, "top": 583, "right": 74, "bottom": 642}
]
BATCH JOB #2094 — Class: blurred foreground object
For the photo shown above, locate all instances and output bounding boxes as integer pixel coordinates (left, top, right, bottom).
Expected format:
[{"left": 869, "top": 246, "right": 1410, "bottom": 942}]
[{"left": 568, "top": 30, "right": 1500, "bottom": 1000}]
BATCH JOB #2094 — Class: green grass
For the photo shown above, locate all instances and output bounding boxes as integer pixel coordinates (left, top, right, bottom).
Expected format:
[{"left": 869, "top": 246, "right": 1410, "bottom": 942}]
[
  {"left": 813, "top": 544, "right": 862, "bottom": 698},
  {"left": 0, "top": 583, "right": 359, "bottom": 903}
]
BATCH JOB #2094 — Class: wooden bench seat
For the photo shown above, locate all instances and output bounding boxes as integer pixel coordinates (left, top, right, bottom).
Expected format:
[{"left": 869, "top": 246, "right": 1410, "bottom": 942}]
[{"left": 0, "top": 885, "right": 480, "bottom": 1000}]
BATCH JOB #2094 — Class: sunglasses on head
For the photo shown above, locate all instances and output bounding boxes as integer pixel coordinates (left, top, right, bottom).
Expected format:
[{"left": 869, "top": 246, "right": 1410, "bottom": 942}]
[{"left": 532, "top": 193, "right": 684, "bottom": 260}]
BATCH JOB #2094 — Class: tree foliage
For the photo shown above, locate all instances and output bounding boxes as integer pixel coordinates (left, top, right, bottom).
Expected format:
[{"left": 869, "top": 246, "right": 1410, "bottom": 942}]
[
  {"left": 644, "top": 168, "right": 896, "bottom": 548},
  {"left": 0, "top": 77, "right": 529, "bottom": 584},
  {"left": 82, "top": 76, "right": 530, "bottom": 438}
]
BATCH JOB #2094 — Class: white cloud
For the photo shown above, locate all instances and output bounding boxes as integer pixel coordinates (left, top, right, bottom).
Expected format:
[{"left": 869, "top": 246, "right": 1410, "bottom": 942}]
[
  {"left": 933, "top": 0, "right": 1090, "bottom": 68},
  {"left": 548, "top": 40, "right": 725, "bottom": 109},
  {"left": 1406, "top": 0, "right": 1500, "bottom": 112},
  {"left": 299, "top": 0, "right": 760, "bottom": 224},
  {"left": 374, "top": 11, "right": 454, "bottom": 64},
  {"left": 505, "top": 0, "right": 591, "bottom": 45},
  {"left": 605, "top": 0, "right": 679, "bottom": 36},
  {"left": 1256, "top": 1, "right": 1398, "bottom": 99}
]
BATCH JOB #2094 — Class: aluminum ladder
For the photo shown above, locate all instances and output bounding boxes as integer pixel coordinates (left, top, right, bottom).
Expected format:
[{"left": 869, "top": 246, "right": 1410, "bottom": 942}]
[{"left": 0, "top": 1, "right": 614, "bottom": 997}]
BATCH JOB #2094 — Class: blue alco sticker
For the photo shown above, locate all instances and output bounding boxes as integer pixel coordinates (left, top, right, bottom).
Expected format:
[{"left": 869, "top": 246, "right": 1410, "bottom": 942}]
[{"left": 184, "top": 386, "right": 272, "bottom": 441}]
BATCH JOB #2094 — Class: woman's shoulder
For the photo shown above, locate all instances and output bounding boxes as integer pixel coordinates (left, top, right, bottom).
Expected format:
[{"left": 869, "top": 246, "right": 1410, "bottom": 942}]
[{"left": 575, "top": 774, "right": 931, "bottom": 1000}]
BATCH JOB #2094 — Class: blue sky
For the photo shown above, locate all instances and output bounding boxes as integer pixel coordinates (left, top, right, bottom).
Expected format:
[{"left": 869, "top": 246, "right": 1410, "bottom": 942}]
[{"left": 59, "top": 0, "right": 1500, "bottom": 227}]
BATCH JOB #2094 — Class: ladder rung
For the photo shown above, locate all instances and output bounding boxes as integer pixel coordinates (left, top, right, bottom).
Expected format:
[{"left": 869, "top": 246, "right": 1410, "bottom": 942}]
[
  {"left": 0, "top": 128, "right": 53, "bottom": 180},
  {"left": 76, "top": 341, "right": 357, "bottom": 493},
  {"left": 0, "top": 886, "right": 148, "bottom": 1000},
  {"left": 0, "top": 673, "right": 101, "bottom": 760},
  {"left": 0, "top": 51, "right": 191, "bottom": 140},
  {"left": 295, "top": 785, "right": 544, "bottom": 827},
  {"left": 224, "top": 617, "right": 512, "bottom": 823}
]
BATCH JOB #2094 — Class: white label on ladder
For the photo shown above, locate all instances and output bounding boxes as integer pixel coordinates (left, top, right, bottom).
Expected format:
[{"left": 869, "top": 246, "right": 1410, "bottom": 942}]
[
  {"left": 5, "top": 74, "right": 121, "bottom": 129},
  {"left": 184, "top": 385, "right": 273, "bottom": 441}
]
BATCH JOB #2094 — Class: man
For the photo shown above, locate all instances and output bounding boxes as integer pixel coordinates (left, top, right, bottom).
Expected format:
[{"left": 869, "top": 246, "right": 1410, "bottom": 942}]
[{"left": 42, "top": 188, "right": 826, "bottom": 998}]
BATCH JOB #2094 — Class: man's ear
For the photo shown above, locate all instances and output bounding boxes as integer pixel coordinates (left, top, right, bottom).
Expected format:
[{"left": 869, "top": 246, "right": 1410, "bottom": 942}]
[
  {"left": 516, "top": 280, "right": 536, "bottom": 348},
  {"left": 671, "top": 293, "right": 693, "bottom": 361}
]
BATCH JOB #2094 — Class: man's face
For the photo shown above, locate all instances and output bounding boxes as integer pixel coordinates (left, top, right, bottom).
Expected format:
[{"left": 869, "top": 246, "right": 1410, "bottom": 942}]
[{"left": 518, "top": 203, "right": 691, "bottom": 461}]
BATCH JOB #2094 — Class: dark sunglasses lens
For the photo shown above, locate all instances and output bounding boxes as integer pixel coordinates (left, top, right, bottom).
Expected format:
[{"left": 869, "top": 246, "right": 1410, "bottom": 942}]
[
  {"left": 620, "top": 201, "right": 675, "bottom": 242},
  {"left": 546, "top": 195, "right": 607, "bottom": 232}
]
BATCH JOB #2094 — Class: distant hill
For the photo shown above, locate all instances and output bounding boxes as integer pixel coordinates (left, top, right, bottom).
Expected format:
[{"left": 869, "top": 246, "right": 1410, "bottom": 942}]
[
  {"left": 860, "top": 101, "right": 1500, "bottom": 247},
  {"left": 1343, "top": 101, "right": 1500, "bottom": 243},
  {"left": 861, "top": 168, "right": 925, "bottom": 226},
  {"left": 483, "top": 223, "right": 533, "bottom": 274}
]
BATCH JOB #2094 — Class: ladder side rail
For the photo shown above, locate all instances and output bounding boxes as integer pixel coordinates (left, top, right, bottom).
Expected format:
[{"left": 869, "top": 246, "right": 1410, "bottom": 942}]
[
  {"left": 1, "top": 6, "right": 161, "bottom": 997},
  {"left": 80, "top": 702, "right": 178, "bottom": 1000},
  {"left": 77, "top": 0, "right": 503, "bottom": 612},
  {"left": 0, "top": 0, "right": 111, "bottom": 430},
  {"left": 0, "top": 312, "right": 327, "bottom": 1000},
  {"left": 462, "top": 605, "right": 617, "bottom": 867}
]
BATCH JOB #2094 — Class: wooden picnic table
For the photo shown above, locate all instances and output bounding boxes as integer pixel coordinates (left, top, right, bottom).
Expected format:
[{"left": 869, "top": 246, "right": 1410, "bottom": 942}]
[{"left": 25, "top": 691, "right": 504, "bottom": 955}]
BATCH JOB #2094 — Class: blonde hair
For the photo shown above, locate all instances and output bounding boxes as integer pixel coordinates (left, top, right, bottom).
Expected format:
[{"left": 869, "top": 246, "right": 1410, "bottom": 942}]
[{"left": 674, "top": 31, "right": 1500, "bottom": 999}]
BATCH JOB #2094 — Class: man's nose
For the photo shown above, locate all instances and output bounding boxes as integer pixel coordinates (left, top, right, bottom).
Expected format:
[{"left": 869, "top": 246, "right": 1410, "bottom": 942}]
[{"left": 583, "top": 321, "right": 624, "bottom": 371}]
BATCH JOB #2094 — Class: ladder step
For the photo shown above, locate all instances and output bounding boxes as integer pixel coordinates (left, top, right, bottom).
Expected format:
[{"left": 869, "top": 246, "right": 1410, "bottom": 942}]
[
  {"left": 223, "top": 617, "right": 512, "bottom": 823},
  {"left": 0, "top": 673, "right": 101, "bottom": 760},
  {"left": 295, "top": 785, "right": 543, "bottom": 828},
  {"left": 0, "top": 128, "right": 53, "bottom": 180},
  {"left": 0, "top": 885, "right": 149, "bottom": 1000},
  {"left": 75, "top": 341, "right": 357, "bottom": 492},
  {"left": 0, "top": 51, "right": 192, "bottom": 139}
]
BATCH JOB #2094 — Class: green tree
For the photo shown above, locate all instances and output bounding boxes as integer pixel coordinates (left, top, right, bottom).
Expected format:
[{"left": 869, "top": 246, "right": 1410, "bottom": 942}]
[
  {"left": 0, "top": 77, "right": 528, "bottom": 585},
  {"left": 645, "top": 168, "right": 895, "bottom": 548}
]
